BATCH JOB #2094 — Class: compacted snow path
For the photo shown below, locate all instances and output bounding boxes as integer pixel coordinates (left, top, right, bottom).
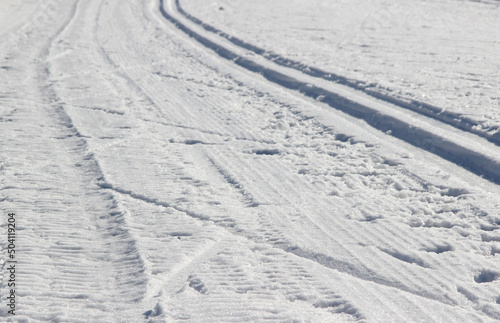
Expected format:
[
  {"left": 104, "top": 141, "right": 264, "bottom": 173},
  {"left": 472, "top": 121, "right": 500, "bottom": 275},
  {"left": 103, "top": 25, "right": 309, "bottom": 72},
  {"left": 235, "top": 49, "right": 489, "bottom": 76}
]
[{"left": 1, "top": 0, "right": 500, "bottom": 321}]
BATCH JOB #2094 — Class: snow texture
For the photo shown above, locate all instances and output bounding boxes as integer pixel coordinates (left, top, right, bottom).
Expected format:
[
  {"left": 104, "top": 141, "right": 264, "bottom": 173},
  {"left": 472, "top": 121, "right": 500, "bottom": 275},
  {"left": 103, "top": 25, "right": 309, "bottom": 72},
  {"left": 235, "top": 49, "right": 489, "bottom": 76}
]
[{"left": 1, "top": 0, "right": 500, "bottom": 321}]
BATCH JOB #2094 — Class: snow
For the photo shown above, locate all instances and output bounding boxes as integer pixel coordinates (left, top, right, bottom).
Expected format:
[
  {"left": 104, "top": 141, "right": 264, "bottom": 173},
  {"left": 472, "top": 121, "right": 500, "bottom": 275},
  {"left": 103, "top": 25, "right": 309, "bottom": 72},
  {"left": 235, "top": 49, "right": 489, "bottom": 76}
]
[
  {"left": 182, "top": 0, "right": 500, "bottom": 134},
  {"left": 1, "top": 0, "right": 500, "bottom": 321}
]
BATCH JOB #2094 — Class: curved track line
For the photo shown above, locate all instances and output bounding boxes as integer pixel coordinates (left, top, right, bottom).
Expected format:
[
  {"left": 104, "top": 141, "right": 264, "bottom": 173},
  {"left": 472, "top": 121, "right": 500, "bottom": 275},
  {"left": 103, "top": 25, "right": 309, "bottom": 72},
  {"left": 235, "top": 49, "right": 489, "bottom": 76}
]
[
  {"left": 174, "top": 0, "right": 500, "bottom": 147},
  {"left": 160, "top": 0, "right": 500, "bottom": 185}
]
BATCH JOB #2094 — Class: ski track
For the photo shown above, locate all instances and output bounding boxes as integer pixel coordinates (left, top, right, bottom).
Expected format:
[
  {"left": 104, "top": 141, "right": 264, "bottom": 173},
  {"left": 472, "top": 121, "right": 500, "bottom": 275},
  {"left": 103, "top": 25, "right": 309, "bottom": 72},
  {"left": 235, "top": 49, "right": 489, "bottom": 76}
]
[
  {"left": 1, "top": 0, "right": 500, "bottom": 321},
  {"left": 180, "top": 0, "right": 500, "bottom": 137},
  {"left": 159, "top": 0, "right": 500, "bottom": 187},
  {"left": 174, "top": 0, "right": 500, "bottom": 147}
]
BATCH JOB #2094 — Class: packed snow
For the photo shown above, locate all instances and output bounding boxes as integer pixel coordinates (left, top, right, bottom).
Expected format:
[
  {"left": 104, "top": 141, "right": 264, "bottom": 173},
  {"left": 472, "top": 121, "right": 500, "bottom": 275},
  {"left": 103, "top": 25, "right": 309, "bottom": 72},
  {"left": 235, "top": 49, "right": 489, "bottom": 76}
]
[
  {"left": 183, "top": 0, "right": 500, "bottom": 134},
  {"left": 1, "top": 0, "right": 500, "bottom": 321}
]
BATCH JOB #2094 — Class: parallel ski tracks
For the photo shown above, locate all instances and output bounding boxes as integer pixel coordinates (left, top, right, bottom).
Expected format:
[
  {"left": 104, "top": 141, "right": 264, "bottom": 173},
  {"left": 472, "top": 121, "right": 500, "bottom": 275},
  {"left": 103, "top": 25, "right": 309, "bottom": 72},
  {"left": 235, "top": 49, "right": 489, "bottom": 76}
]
[
  {"left": 160, "top": 0, "right": 500, "bottom": 185},
  {"left": 174, "top": 0, "right": 500, "bottom": 147}
]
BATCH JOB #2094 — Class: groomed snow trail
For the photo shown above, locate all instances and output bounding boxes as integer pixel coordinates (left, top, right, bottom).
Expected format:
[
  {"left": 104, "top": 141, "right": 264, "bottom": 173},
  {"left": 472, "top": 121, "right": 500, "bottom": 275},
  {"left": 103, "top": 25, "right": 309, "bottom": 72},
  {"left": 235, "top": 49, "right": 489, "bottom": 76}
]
[{"left": 1, "top": 0, "right": 500, "bottom": 321}]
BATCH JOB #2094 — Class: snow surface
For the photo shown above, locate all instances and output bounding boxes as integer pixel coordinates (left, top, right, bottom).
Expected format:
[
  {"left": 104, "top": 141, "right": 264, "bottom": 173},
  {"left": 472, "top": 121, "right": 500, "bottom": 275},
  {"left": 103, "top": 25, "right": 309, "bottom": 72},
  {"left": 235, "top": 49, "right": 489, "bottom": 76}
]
[
  {"left": 182, "top": 0, "right": 500, "bottom": 135},
  {"left": 1, "top": 0, "right": 500, "bottom": 321}
]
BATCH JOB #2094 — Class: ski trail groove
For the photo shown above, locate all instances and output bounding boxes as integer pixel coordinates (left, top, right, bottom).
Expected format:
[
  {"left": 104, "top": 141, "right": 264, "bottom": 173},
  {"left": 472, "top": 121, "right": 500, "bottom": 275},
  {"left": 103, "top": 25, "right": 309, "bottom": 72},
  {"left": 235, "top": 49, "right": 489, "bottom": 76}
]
[
  {"left": 159, "top": 0, "right": 500, "bottom": 185},
  {"left": 174, "top": 0, "right": 500, "bottom": 147}
]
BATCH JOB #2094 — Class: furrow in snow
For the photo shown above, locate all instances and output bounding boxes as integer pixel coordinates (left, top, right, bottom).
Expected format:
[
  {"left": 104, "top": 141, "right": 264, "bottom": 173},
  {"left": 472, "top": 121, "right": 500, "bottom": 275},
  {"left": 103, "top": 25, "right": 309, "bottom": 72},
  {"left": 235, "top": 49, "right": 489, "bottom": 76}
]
[
  {"left": 45, "top": 0, "right": 150, "bottom": 310},
  {"left": 174, "top": 0, "right": 500, "bottom": 147},
  {"left": 159, "top": 0, "right": 500, "bottom": 185}
]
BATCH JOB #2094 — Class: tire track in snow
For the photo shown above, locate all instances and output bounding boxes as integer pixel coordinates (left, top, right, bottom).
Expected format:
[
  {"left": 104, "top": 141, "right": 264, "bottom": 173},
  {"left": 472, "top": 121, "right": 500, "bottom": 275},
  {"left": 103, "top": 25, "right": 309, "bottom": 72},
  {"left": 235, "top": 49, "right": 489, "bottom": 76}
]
[
  {"left": 159, "top": 0, "right": 500, "bottom": 185},
  {"left": 45, "top": 0, "right": 151, "bottom": 301}
]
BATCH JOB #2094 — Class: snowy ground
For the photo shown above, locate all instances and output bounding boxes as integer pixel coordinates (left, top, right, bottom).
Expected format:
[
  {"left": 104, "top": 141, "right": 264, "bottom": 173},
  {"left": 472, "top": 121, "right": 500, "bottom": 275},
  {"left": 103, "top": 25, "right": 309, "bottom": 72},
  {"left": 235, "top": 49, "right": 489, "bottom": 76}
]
[
  {"left": 182, "top": 0, "right": 500, "bottom": 135},
  {"left": 1, "top": 0, "right": 500, "bottom": 321}
]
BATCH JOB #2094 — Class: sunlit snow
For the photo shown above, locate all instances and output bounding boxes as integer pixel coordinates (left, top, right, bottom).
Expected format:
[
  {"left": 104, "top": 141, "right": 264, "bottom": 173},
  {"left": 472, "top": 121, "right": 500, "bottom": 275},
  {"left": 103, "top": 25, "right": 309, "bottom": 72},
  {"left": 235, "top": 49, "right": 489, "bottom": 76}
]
[{"left": 1, "top": 0, "right": 500, "bottom": 321}]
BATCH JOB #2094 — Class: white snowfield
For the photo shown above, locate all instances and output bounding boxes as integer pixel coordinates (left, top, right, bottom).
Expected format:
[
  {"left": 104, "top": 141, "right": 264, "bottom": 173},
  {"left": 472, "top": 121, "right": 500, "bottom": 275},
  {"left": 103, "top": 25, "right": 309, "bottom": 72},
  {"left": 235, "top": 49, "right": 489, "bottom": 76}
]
[{"left": 1, "top": 0, "right": 500, "bottom": 321}]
